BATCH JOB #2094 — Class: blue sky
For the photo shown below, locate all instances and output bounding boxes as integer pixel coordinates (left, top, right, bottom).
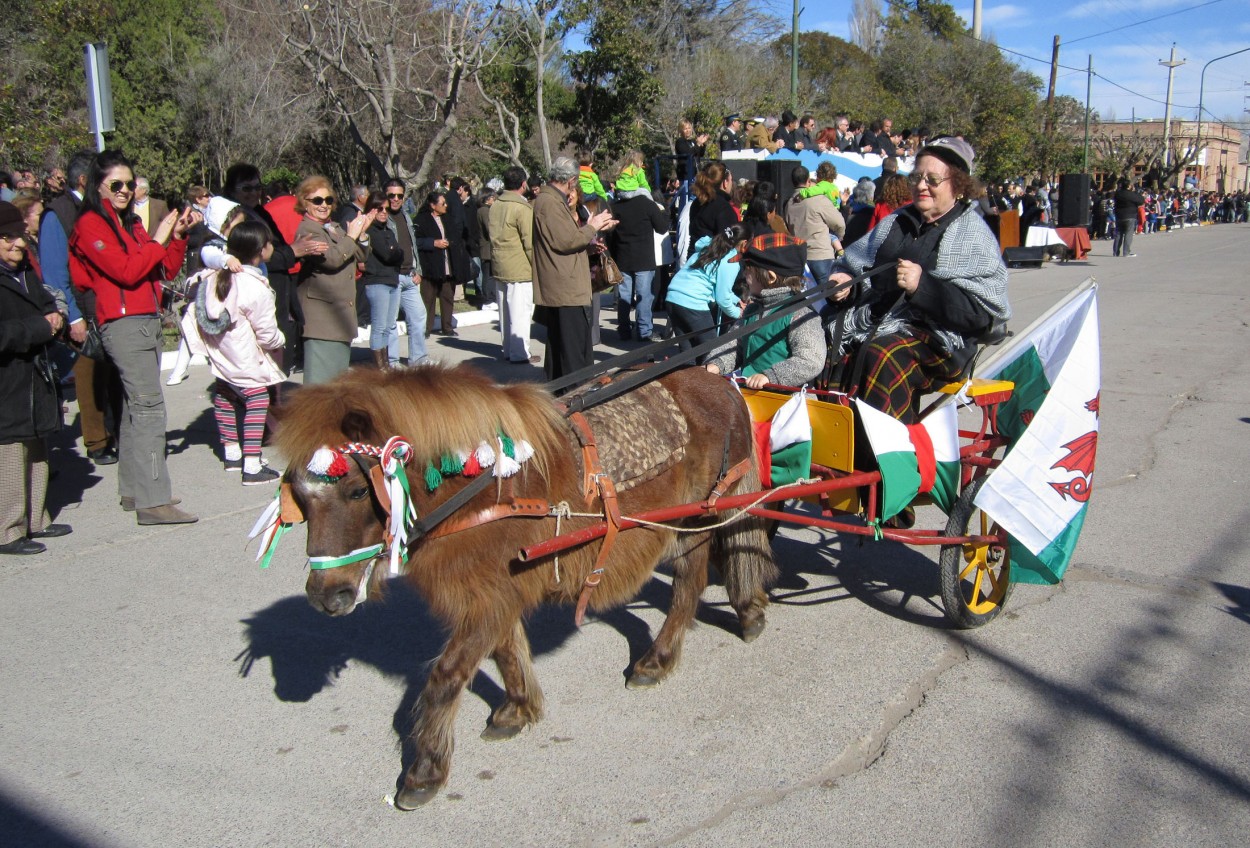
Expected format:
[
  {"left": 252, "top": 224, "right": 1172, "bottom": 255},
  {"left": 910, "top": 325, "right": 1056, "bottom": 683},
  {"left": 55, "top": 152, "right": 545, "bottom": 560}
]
[{"left": 769, "top": 0, "right": 1250, "bottom": 125}]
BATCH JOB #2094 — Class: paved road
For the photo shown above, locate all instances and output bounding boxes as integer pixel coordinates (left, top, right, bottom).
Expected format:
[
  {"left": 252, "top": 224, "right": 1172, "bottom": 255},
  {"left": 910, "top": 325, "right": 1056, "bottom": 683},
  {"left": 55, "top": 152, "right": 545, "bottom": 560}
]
[{"left": 3, "top": 223, "right": 1249, "bottom": 847}]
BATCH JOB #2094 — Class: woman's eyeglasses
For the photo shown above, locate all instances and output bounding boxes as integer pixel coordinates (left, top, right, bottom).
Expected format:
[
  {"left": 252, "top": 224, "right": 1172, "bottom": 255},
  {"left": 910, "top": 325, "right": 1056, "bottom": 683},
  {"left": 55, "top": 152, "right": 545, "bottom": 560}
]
[
  {"left": 907, "top": 172, "right": 950, "bottom": 188},
  {"left": 307, "top": 195, "right": 336, "bottom": 207},
  {"left": 107, "top": 179, "right": 137, "bottom": 193}
]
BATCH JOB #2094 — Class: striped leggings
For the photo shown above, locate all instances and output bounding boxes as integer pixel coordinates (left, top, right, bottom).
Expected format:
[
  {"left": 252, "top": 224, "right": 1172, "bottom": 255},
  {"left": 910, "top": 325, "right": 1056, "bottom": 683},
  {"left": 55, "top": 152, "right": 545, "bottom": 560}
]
[{"left": 213, "top": 381, "right": 270, "bottom": 457}]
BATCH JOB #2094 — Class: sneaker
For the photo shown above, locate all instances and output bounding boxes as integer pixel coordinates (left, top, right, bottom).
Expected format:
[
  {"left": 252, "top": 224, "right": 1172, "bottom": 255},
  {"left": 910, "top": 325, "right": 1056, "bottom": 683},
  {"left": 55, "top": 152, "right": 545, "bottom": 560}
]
[
  {"left": 242, "top": 466, "right": 281, "bottom": 486},
  {"left": 1127, "top": 253, "right": 1137, "bottom": 257},
  {"left": 225, "top": 456, "right": 267, "bottom": 471}
]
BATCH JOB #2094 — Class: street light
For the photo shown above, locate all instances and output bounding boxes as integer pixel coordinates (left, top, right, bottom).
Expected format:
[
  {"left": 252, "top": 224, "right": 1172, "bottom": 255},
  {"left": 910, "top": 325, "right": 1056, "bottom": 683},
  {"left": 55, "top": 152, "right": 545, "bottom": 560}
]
[{"left": 1198, "top": 47, "right": 1250, "bottom": 132}]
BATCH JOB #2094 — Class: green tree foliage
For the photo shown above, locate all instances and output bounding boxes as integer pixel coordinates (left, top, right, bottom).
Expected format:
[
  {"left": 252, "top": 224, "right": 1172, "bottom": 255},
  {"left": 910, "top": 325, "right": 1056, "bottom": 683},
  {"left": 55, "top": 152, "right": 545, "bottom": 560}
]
[
  {"left": 3, "top": 0, "right": 215, "bottom": 193},
  {"left": 561, "top": 0, "right": 664, "bottom": 159},
  {"left": 772, "top": 31, "right": 899, "bottom": 125},
  {"left": 884, "top": 0, "right": 964, "bottom": 40},
  {"left": 877, "top": 17, "right": 1043, "bottom": 181}
]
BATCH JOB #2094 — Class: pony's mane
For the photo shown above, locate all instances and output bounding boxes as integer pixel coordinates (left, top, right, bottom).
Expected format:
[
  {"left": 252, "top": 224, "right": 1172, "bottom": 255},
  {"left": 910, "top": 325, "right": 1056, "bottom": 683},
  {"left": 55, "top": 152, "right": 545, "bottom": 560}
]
[{"left": 275, "top": 364, "right": 567, "bottom": 478}]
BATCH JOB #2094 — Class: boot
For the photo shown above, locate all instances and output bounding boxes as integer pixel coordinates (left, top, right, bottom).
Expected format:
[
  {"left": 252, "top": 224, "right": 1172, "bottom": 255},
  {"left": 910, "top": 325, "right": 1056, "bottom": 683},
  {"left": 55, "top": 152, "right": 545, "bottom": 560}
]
[
  {"left": 370, "top": 349, "right": 389, "bottom": 369},
  {"left": 136, "top": 504, "right": 199, "bottom": 526}
]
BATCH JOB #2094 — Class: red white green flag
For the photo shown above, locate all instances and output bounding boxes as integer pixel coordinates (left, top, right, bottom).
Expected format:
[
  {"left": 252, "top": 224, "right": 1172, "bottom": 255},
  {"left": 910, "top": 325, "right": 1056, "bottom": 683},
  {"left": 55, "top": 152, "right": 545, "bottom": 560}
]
[
  {"left": 753, "top": 388, "right": 813, "bottom": 487},
  {"left": 974, "top": 283, "right": 1100, "bottom": 585},
  {"left": 855, "top": 399, "right": 961, "bottom": 521}
]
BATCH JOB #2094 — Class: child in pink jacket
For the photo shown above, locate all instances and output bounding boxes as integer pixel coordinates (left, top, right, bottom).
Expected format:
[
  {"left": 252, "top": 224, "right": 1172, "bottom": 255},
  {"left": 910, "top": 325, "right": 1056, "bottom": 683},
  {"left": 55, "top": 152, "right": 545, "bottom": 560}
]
[{"left": 182, "top": 220, "right": 285, "bottom": 484}]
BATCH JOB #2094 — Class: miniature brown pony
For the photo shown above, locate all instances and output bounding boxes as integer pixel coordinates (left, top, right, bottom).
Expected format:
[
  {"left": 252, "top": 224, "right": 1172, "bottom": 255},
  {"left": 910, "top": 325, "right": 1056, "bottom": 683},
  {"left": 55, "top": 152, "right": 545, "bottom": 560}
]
[{"left": 274, "top": 363, "right": 777, "bottom": 809}]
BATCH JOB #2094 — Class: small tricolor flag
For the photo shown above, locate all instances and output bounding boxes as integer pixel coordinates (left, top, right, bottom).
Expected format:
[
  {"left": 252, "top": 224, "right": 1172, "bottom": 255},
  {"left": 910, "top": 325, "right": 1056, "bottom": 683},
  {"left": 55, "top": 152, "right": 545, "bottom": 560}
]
[
  {"left": 855, "top": 399, "right": 961, "bottom": 521},
  {"left": 753, "top": 388, "right": 813, "bottom": 487}
]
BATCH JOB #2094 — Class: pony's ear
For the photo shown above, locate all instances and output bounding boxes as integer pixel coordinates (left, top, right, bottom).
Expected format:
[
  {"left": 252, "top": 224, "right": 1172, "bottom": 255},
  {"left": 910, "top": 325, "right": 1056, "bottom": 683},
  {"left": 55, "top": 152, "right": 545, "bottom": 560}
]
[{"left": 340, "top": 410, "right": 375, "bottom": 443}]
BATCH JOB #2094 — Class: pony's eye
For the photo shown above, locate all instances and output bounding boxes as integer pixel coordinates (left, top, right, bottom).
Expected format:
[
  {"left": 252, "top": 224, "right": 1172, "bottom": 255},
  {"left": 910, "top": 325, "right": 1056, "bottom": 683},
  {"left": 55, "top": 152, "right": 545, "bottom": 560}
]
[{"left": 348, "top": 486, "right": 370, "bottom": 501}]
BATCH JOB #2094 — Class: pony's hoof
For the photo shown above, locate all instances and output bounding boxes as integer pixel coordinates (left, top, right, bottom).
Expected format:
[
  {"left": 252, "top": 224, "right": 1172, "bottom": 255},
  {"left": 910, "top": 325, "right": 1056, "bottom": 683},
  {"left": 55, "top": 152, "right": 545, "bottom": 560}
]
[
  {"left": 481, "top": 722, "right": 524, "bottom": 742},
  {"left": 394, "top": 784, "right": 439, "bottom": 810},
  {"left": 741, "top": 615, "right": 767, "bottom": 643},
  {"left": 626, "top": 671, "right": 661, "bottom": 689}
]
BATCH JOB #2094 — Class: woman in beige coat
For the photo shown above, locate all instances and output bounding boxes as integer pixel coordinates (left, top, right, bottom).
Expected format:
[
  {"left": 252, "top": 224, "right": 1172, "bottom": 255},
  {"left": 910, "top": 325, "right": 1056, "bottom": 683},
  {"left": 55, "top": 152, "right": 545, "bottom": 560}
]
[{"left": 293, "top": 175, "right": 368, "bottom": 384}]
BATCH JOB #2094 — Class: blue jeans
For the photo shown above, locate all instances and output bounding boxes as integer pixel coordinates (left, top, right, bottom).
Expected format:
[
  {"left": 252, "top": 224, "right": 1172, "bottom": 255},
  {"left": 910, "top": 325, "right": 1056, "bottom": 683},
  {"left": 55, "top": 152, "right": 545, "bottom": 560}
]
[
  {"left": 365, "top": 283, "right": 400, "bottom": 354},
  {"left": 617, "top": 269, "right": 655, "bottom": 339},
  {"left": 398, "top": 274, "right": 427, "bottom": 363},
  {"left": 807, "top": 257, "right": 834, "bottom": 286}
]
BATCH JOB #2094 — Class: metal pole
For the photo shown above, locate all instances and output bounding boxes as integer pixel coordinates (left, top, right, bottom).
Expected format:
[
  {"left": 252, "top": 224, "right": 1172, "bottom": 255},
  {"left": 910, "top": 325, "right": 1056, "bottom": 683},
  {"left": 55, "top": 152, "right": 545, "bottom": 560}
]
[
  {"left": 1083, "top": 54, "right": 1093, "bottom": 172},
  {"left": 1159, "top": 44, "right": 1184, "bottom": 172},
  {"left": 973, "top": 0, "right": 982, "bottom": 39},
  {"left": 1198, "top": 48, "right": 1250, "bottom": 193}
]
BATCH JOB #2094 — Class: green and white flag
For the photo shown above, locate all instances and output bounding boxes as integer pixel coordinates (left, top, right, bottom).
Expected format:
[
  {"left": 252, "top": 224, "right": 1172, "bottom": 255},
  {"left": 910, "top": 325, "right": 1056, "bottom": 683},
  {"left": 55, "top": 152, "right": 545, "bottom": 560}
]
[
  {"left": 855, "top": 399, "right": 961, "bottom": 521},
  {"left": 974, "top": 283, "right": 1100, "bottom": 585}
]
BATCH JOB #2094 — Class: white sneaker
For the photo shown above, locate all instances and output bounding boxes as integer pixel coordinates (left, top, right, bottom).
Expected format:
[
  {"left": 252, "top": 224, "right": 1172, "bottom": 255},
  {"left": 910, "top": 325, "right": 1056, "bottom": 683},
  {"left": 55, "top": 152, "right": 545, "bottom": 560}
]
[
  {"left": 483, "top": 303, "right": 499, "bottom": 311},
  {"left": 166, "top": 370, "right": 188, "bottom": 386}
]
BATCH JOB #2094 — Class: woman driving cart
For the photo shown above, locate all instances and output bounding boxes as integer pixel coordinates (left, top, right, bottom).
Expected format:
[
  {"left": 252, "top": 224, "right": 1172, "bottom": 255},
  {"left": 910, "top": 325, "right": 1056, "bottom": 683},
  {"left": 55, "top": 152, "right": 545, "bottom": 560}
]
[{"left": 826, "top": 137, "right": 1010, "bottom": 423}]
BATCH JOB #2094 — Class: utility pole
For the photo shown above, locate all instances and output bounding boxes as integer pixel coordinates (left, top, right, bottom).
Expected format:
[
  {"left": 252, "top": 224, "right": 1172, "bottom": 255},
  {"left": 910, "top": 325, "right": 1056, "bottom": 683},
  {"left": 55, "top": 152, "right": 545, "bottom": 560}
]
[
  {"left": 1045, "top": 35, "right": 1060, "bottom": 136},
  {"left": 1083, "top": 54, "right": 1093, "bottom": 172},
  {"left": 972, "top": 0, "right": 982, "bottom": 39},
  {"left": 1159, "top": 44, "right": 1185, "bottom": 173},
  {"left": 791, "top": 0, "right": 800, "bottom": 111}
]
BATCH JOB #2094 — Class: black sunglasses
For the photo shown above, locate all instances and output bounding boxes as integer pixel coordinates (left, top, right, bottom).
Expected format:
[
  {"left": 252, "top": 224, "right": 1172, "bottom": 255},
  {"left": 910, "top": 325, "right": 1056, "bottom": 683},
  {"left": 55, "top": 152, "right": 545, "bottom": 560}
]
[
  {"left": 107, "top": 179, "right": 137, "bottom": 193},
  {"left": 307, "top": 195, "right": 336, "bottom": 206},
  {"left": 386, "top": 192, "right": 405, "bottom": 199},
  {"left": 237, "top": 183, "right": 262, "bottom": 192}
]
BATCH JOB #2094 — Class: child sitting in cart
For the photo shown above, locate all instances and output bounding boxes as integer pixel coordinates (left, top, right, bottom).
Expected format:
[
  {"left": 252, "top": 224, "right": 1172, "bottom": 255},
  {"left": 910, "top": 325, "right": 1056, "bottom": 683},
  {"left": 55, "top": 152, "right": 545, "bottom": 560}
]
[{"left": 704, "top": 233, "right": 826, "bottom": 388}]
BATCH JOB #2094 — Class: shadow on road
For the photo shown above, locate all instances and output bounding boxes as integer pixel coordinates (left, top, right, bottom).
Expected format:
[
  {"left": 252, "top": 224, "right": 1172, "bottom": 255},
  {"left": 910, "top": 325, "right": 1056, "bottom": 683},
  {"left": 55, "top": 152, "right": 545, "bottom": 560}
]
[{"left": 0, "top": 785, "right": 112, "bottom": 848}]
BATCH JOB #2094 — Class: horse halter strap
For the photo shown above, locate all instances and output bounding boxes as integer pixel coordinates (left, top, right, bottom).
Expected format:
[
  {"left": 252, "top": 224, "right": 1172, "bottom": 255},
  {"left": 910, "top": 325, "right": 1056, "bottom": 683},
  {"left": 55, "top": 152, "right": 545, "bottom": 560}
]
[{"left": 248, "top": 437, "right": 417, "bottom": 574}]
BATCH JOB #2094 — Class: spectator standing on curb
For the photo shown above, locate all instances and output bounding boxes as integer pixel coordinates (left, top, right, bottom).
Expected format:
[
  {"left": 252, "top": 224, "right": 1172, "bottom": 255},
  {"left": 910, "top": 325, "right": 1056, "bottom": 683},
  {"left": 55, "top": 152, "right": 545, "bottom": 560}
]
[
  {"left": 39, "top": 150, "right": 119, "bottom": 467},
  {"left": 490, "top": 166, "right": 539, "bottom": 365},
  {"left": 1113, "top": 178, "right": 1144, "bottom": 258},
  {"left": 69, "top": 150, "right": 199, "bottom": 526},
  {"left": 383, "top": 179, "right": 428, "bottom": 365},
  {"left": 532, "top": 156, "right": 617, "bottom": 384},
  {"left": 0, "top": 201, "right": 71, "bottom": 555}
]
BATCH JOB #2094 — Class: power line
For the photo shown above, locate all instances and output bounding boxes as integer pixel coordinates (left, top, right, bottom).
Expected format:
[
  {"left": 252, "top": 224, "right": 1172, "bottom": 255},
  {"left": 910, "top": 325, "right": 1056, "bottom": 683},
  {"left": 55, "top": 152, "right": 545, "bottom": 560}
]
[{"left": 1064, "top": 0, "right": 1229, "bottom": 45}]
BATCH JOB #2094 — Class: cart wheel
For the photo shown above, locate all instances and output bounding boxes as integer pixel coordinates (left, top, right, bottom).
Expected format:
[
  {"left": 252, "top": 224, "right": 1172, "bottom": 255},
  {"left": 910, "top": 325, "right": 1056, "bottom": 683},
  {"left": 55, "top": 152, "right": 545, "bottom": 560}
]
[{"left": 939, "top": 477, "right": 1012, "bottom": 628}]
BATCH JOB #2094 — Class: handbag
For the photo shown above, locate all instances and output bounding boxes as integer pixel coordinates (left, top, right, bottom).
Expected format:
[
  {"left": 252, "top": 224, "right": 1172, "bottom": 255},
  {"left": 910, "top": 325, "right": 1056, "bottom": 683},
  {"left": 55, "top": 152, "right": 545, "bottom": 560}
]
[
  {"left": 591, "top": 252, "right": 624, "bottom": 292},
  {"left": 76, "top": 319, "right": 107, "bottom": 361}
]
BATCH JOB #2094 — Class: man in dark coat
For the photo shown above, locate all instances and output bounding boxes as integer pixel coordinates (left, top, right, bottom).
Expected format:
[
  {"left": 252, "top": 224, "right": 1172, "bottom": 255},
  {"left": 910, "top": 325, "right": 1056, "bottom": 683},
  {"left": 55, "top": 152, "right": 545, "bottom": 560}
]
[{"left": 1112, "top": 178, "right": 1144, "bottom": 257}]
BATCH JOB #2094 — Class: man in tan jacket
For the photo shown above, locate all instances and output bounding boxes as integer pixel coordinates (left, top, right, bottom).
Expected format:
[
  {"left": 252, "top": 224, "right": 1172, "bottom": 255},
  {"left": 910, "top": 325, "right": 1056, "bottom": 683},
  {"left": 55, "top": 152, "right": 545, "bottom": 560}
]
[
  {"left": 489, "top": 166, "right": 538, "bottom": 365},
  {"left": 531, "top": 156, "right": 616, "bottom": 383}
]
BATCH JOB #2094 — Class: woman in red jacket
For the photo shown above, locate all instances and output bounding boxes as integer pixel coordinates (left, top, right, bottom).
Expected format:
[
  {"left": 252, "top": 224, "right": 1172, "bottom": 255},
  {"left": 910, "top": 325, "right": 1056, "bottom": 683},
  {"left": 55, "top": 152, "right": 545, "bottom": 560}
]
[{"left": 69, "top": 151, "right": 200, "bottom": 526}]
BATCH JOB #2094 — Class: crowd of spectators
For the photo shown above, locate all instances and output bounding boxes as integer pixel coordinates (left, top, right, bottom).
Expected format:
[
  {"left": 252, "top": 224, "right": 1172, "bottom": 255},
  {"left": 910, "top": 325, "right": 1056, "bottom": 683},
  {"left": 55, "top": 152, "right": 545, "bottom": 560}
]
[{"left": 0, "top": 112, "right": 1245, "bottom": 554}]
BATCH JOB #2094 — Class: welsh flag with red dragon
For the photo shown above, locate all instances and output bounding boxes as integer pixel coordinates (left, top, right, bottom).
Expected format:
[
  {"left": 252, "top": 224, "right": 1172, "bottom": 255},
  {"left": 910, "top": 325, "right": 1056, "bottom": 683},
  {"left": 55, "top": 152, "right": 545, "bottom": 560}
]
[{"left": 974, "top": 283, "right": 1100, "bottom": 585}]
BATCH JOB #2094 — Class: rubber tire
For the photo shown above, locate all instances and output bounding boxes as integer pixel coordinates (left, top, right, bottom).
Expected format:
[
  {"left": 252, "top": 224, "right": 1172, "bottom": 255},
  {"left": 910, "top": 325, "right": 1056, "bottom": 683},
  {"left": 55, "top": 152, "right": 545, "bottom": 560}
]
[{"left": 939, "top": 476, "right": 1013, "bottom": 629}]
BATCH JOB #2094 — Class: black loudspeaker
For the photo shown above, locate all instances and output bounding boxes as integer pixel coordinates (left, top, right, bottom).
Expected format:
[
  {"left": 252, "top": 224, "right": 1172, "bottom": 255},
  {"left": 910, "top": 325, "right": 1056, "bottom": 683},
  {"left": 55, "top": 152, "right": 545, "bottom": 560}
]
[
  {"left": 722, "top": 158, "right": 758, "bottom": 187},
  {"left": 1002, "top": 246, "right": 1045, "bottom": 268},
  {"left": 754, "top": 158, "right": 804, "bottom": 217},
  {"left": 1058, "top": 173, "right": 1091, "bottom": 228}
]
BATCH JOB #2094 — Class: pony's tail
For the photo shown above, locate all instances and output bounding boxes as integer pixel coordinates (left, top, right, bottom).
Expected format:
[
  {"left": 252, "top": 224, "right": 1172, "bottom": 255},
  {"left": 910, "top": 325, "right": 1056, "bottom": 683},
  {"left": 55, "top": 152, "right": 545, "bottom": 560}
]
[{"left": 712, "top": 452, "right": 778, "bottom": 642}]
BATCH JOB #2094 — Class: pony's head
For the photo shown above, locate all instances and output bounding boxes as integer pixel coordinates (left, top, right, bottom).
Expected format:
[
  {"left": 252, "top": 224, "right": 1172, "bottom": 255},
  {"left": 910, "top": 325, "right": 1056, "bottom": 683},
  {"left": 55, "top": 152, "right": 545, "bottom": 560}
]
[{"left": 270, "top": 364, "right": 564, "bottom": 617}]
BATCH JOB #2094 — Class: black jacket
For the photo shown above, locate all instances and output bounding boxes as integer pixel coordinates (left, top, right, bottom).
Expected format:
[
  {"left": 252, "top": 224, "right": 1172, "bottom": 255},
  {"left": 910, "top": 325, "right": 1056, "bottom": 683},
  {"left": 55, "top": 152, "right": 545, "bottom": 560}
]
[
  {"left": 689, "top": 190, "right": 739, "bottom": 248},
  {"left": 609, "top": 195, "right": 668, "bottom": 273},
  {"left": 1114, "top": 188, "right": 1145, "bottom": 220},
  {"left": 414, "top": 210, "right": 473, "bottom": 283},
  {"left": 0, "top": 261, "right": 60, "bottom": 443},
  {"left": 360, "top": 218, "right": 403, "bottom": 286}
]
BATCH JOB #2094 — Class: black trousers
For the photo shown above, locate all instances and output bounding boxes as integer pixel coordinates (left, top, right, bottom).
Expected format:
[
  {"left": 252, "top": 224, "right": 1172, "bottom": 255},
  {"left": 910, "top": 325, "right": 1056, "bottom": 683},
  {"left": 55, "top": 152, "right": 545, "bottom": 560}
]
[{"left": 543, "top": 305, "right": 593, "bottom": 386}]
